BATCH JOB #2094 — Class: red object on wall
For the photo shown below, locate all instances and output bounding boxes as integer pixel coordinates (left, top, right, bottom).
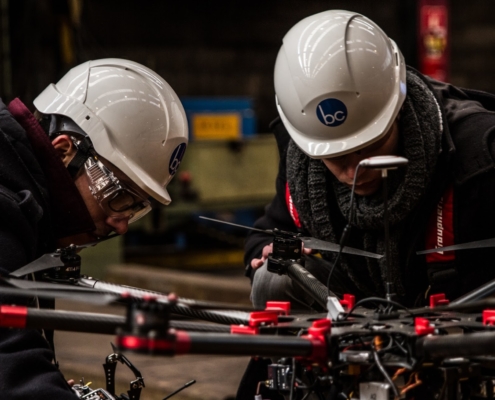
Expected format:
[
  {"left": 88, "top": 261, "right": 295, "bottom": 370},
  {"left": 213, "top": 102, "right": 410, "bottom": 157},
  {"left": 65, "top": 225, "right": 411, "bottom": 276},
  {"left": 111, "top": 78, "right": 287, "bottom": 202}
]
[{"left": 418, "top": 0, "right": 450, "bottom": 82}]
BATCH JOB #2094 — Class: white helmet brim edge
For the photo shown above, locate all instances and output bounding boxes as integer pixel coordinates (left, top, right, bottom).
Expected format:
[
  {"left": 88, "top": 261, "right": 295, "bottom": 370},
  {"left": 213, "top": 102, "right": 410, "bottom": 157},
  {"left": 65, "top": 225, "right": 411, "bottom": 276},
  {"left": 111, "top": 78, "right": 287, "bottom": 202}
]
[{"left": 34, "top": 83, "right": 173, "bottom": 205}]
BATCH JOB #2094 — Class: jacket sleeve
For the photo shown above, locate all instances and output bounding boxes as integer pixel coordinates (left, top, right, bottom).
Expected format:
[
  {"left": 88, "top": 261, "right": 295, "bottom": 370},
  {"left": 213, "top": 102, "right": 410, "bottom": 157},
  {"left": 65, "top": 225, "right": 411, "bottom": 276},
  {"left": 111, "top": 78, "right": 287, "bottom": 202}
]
[
  {"left": 0, "top": 192, "right": 78, "bottom": 399},
  {"left": 244, "top": 118, "right": 300, "bottom": 279}
]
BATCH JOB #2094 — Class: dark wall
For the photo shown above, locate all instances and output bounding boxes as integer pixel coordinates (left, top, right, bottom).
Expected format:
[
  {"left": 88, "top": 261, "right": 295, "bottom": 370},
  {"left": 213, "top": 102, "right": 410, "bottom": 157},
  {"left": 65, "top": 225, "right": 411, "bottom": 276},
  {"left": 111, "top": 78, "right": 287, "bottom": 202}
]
[{"left": 3, "top": 0, "right": 495, "bottom": 131}]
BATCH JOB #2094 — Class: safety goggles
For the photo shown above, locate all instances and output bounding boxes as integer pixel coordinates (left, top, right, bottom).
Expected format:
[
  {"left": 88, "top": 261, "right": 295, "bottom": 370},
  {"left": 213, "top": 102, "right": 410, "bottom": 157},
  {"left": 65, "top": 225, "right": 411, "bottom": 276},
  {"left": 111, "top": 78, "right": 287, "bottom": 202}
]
[{"left": 84, "top": 156, "right": 151, "bottom": 224}]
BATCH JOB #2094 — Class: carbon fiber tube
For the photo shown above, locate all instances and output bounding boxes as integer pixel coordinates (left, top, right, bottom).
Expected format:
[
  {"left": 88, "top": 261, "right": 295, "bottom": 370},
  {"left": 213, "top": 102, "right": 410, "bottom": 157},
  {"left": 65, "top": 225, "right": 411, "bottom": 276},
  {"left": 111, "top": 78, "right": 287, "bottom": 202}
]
[
  {"left": 419, "top": 331, "right": 495, "bottom": 359},
  {"left": 186, "top": 331, "right": 313, "bottom": 357},
  {"left": 169, "top": 320, "right": 231, "bottom": 333},
  {"left": 26, "top": 309, "right": 124, "bottom": 334},
  {"left": 287, "top": 262, "right": 328, "bottom": 309},
  {"left": 80, "top": 278, "right": 252, "bottom": 324},
  {"left": 87, "top": 278, "right": 251, "bottom": 325},
  {"left": 22, "top": 309, "right": 235, "bottom": 334},
  {"left": 79, "top": 278, "right": 166, "bottom": 298},
  {"left": 169, "top": 304, "right": 250, "bottom": 326}
]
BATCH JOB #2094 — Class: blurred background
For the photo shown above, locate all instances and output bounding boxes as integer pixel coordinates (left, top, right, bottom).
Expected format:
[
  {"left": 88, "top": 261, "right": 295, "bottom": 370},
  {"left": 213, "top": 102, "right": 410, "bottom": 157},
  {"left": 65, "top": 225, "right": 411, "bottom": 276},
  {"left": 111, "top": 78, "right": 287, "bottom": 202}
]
[
  {"left": 1, "top": 0, "right": 494, "bottom": 398},
  {"left": 2, "top": 0, "right": 493, "bottom": 279},
  {"left": 1, "top": 0, "right": 494, "bottom": 278}
]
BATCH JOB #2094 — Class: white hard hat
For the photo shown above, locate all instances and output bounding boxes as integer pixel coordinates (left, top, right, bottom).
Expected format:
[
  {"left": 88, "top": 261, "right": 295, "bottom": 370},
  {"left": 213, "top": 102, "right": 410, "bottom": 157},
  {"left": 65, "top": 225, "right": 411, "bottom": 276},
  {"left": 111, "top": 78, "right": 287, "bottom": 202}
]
[
  {"left": 274, "top": 10, "right": 406, "bottom": 159},
  {"left": 34, "top": 58, "right": 188, "bottom": 205}
]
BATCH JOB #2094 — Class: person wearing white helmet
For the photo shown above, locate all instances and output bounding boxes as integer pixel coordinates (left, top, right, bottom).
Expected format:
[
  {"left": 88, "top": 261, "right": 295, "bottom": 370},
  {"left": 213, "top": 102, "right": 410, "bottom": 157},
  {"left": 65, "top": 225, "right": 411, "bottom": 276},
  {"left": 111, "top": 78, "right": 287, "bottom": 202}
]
[
  {"left": 0, "top": 59, "right": 187, "bottom": 399},
  {"left": 244, "top": 10, "right": 495, "bottom": 315}
]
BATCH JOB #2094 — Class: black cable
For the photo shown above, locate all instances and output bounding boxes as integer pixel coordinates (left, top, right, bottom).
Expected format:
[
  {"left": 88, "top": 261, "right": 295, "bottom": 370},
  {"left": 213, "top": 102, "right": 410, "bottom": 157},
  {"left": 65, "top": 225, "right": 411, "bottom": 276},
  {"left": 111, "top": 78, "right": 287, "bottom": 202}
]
[
  {"left": 338, "top": 297, "right": 413, "bottom": 321},
  {"left": 326, "top": 164, "right": 362, "bottom": 296},
  {"left": 289, "top": 329, "right": 306, "bottom": 400},
  {"left": 300, "top": 390, "right": 313, "bottom": 400},
  {"left": 378, "top": 334, "right": 394, "bottom": 352},
  {"left": 289, "top": 353, "right": 297, "bottom": 400},
  {"left": 391, "top": 335, "right": 408, "bottom": 356},
  {"left": 304, "top": 369, "right": 325, "bottom": 400},
  {"left": 370, "top": 341, "right": 400, "bottom": 399},
  {"left": 326, "top": 251, "right": 343, "bottom": 297},
  {"left": 162, "top": 380, "right": 196, "bottom": 400}
]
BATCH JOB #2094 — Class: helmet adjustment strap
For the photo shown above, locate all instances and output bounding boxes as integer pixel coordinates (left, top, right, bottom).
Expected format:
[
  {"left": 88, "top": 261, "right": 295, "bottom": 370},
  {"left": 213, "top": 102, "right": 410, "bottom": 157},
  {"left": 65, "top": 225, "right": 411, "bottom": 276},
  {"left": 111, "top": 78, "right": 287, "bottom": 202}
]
[
  {"left": 67, "top": 136, "right": 93, "bottom": 178},
  {"left": 47, "top": 114, "right": 88, "bottom": 139},
  {"left": 44, "top": 114, "right": 94, "bottom": 178}
]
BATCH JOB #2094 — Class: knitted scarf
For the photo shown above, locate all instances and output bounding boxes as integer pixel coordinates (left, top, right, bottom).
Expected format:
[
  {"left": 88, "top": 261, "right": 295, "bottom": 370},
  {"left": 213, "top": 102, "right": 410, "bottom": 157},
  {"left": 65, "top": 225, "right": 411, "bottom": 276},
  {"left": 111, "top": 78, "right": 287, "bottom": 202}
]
[{"left": 286, "top": 71, "right": 443, "bottom": 297}]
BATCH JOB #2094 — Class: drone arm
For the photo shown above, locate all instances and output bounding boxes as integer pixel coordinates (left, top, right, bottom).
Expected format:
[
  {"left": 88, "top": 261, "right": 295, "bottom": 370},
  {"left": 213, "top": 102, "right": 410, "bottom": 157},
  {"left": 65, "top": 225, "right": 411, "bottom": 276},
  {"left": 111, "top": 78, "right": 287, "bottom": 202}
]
[
  {"left": 419, "top": 331, "right": 495, "bottom": 359},
  {"left": 79, "top": 277, "right": 253, "bottom": 311},
  {"left": 285, "top": 262, "right": 330, "bottom": 310},
  {"left": 0, "top": 305, "right": 125, "bottom": 334},
  {"left": 0, "top": 305, "right": 238, "bottom": 336},
  {"left": 117, "top": 330, "right": 318, "bottom": 359}
]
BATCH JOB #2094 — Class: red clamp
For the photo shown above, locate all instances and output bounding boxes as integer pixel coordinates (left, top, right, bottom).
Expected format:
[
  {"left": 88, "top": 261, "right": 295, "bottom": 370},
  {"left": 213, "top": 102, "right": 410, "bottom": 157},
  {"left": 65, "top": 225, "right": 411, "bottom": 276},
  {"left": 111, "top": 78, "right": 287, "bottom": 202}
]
[
  {"left": 483, "top": 310, "right": 495, "bottom": 326},
  {"left": 231, "top": 311, "right": 279, "bottom": 335},
  {"left": 415, "top": 317, "right": 434, "bottom": 335},
  {"left": 339, "top": 294, "right": 355, "bottom": 310},
  {"left": 265, "top": 301, "right": 291, "bottom": 315},
  {"left": 230, "top": 325, "right": 259, "bottom": 335},
  {"left": 429, "top": 293, "right": 449, "bottom": 308},
  {"left": 301, "top": 318, "right": 331, "bottom": 366},
  {"left": 117, "top": 330, "right": 192, "bottom": 356},
  {"left": 0, "top": 305, "right": 27, "bottom": 329}
]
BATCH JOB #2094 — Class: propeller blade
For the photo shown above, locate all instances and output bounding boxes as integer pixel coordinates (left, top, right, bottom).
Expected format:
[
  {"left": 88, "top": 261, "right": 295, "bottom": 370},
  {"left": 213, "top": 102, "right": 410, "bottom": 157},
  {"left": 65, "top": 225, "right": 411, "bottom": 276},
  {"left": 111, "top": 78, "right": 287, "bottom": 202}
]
[
  {"left": 75, "top": 233, "right": 120, "bottom": 250},
  {"left": 10, "top": 253, "right": 65, "bottom": 277},
  {"left": 4, "top": 277, "right": 98, "bottom": 292},
  {"left": 10, "top": 234, "right": 120, "bottom": 278},
  {"left": 300, "top": 237, "right": 383, "bottom": 259},
  {"left": 199, "top": 216, "right": 272, "bottom": 235},
  {"left": 200, "top": 216, "right": 383, "bottom": 259},
  {"left": 416, "top": 237, "right": 495, "bottom": 255}
]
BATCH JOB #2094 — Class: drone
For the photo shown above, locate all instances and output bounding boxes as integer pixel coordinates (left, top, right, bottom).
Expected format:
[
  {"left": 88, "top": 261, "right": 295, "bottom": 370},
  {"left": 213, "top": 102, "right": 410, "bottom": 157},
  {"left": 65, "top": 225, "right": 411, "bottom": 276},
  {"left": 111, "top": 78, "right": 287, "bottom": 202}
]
[
  {"left": 4, "top": 155, "right": 495, "bottom": 400},
  {"left": 3, "top": 226, "right": 495, "bottom": 400}
]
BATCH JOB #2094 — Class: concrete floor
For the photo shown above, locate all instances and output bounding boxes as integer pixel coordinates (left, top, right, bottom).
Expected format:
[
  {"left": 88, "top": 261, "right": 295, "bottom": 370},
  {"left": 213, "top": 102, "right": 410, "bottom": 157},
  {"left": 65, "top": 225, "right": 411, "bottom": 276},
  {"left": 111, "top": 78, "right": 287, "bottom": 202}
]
[
  {"left": 55, "top": 299, "right": 251, "bottom": 400},
  {"left": 54, "top": 264, "right": 254, "bottom": 400}
]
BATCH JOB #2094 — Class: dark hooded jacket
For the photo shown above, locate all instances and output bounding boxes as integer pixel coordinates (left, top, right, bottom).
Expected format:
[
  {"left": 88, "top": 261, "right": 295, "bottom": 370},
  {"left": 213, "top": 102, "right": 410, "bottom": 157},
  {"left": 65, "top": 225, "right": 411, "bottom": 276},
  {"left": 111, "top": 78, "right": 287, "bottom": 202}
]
[
  {"left": 0, "top": 98, "right": 95, "bottom": 399},
  {"left": 245, "top": 68, "right": 495, "bottom": 308}
]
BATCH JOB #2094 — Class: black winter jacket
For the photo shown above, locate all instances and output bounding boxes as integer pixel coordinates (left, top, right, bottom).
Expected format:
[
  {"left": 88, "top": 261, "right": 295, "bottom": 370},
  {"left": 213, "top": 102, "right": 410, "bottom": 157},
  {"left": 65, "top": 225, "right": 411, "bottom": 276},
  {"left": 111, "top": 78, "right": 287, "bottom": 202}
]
[
  {"left": 245, "top": 70, "right": 495, "bottom": 307},
  {"left": 0, "top": 98, "right": 95, "bottom": 399}
]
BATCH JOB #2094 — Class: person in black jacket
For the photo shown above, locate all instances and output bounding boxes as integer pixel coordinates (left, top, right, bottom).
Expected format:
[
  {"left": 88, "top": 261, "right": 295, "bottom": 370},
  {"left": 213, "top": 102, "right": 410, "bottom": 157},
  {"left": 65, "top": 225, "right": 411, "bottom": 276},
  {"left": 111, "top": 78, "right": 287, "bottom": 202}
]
[
  {"left": 245, "top": 10, "right": 495, "bottom": 311},
  {"left": 0, "top": 58, "right": 188, "bottom": 399}
]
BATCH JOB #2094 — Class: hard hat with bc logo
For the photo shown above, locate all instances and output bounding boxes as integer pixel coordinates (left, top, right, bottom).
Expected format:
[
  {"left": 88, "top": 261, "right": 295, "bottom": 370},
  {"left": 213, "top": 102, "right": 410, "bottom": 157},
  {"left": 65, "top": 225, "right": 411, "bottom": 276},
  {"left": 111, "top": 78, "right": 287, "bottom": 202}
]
[
  {"left": 34, "top": 58, "right": 188, "bottom": 205},
  {"left": 274, "top": 10, "right": 406, "bottom": 159}
]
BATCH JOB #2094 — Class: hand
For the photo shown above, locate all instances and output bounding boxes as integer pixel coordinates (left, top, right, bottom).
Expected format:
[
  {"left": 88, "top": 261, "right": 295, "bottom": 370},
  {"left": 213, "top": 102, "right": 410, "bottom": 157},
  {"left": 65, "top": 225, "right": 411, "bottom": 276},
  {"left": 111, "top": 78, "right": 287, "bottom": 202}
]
[
  {"left": 250, "top": 243, "right": 313, "bottom": 270},
  {"left": 67, "top": 379, "right": 75, "bottom": 387},
  {"left": 251, "top": 243, "right": 273, "bottom": 270}
]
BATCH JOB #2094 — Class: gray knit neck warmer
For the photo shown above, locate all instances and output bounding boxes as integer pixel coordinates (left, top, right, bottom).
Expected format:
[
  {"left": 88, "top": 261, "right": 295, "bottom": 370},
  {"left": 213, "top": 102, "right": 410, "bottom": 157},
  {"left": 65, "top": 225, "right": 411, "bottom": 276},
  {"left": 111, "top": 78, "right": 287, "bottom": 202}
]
[{"left": 286, "top": 71, "right": 443, "bottom": 297}]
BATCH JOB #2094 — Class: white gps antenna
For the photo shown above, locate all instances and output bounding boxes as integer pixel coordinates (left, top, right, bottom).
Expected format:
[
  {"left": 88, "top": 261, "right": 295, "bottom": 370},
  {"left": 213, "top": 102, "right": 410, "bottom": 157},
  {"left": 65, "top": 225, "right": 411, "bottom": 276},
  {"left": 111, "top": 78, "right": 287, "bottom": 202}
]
[{"left": 359, "top": 156, "right": 409, "bottom": 301}]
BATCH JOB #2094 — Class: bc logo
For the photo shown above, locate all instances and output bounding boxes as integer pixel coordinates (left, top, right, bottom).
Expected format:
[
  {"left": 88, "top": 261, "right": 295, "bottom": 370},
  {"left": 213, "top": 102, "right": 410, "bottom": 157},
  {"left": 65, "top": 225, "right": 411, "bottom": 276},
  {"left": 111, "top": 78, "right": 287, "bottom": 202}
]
[
  {"left": 169, "top": 143, "right": 187, "bottom": 176},
  {"left": 316, "top": 98, "right": 348, "bottom": 127}
]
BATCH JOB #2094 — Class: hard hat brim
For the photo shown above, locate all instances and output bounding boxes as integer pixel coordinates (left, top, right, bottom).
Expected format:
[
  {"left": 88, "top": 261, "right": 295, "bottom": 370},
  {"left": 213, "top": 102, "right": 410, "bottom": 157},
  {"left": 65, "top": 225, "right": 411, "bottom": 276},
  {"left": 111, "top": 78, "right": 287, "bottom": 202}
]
[{"left": 277, "top": 90, "right": 404, "bottom": 160}]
